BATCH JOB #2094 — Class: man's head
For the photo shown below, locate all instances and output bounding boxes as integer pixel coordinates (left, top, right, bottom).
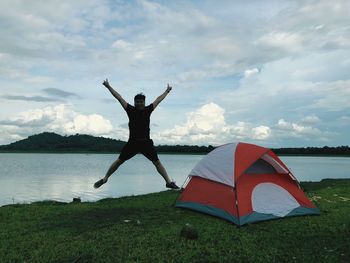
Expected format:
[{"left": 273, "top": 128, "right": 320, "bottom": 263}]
[{"left": 134, "top": 93, "right": 145, "bottom": 109}]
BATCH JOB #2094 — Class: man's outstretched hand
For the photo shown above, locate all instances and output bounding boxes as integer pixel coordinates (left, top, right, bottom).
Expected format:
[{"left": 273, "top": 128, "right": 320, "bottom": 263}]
[
  {"left": 166, "top": 83, "right": 172, "bottom": 93},
  {"left": 102, "top": 78, "right": 110, "bottom": 88},
  {"left": 102, "top": 78, "right": 127, "bottom": 109}
]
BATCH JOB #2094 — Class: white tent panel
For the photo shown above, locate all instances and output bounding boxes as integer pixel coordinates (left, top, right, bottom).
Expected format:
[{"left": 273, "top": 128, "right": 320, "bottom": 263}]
[
  {"left": 252, "top": 183, "right": 300, "bottom": 217},
  {"left": 190, "top": 143, "right": 238, "bottom": 187}
]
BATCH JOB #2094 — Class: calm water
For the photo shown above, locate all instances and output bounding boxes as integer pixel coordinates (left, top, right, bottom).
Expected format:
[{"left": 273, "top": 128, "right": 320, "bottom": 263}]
[{"left": 0, "top": 153, "right": 349, "bottom": 206}]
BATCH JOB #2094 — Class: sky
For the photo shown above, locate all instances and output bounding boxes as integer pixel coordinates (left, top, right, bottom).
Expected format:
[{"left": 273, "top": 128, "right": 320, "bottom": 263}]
[{"left": 0, "top": 0, "right": 349, "bottom": 147}]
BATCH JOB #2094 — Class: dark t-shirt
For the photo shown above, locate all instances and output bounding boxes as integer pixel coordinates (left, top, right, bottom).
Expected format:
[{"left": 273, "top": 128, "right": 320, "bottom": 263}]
[{"left": 125, "top": 103, "right": 154, "bottom": 139}]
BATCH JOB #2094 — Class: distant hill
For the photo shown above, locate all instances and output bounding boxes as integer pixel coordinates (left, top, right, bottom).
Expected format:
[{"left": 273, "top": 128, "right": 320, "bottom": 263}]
[
  {"left": 0, "top": 132, "right": 349, "bottom": 155},
  {"left": 0, "top": 132, "right": 127, "bottom": 153}
]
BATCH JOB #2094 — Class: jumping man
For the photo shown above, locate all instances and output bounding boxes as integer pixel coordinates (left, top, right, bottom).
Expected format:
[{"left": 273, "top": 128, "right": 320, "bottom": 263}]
[{"left": 94, "top": 79, "right": 180, "bottom": 190}]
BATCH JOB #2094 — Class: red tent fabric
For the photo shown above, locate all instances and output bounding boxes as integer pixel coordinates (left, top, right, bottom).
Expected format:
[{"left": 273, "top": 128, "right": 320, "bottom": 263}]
[{"left": 176, "top": 142, "right": 320, "bottom": 225}]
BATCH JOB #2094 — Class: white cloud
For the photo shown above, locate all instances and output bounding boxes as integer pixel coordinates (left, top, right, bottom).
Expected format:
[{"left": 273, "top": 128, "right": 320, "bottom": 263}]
[
  {"left": 154, "top": 102, "right": 273, "bottom": 145},
  {"left": 152, "top": 100, "right": 335, "bottom": 146},
  {"left": 276, "top": 118, "right": 322, "bottom": 137},
  {"left": 176, "top": 62, "right": 239, "bottom": 84},
  {"left": 252, "top": 126, "right": 271, "bottom": 140},
  {"left": 111, "top": 39, "right": 132, "bottom": 50},
  {"left": 110, "top": 38, "right": 153, "bottom": 62},
  {"left": 64, "top": 114, "right": 112, "bottom": 135},
  {"left": 297, "top": 1, "right": 349, "bottom": 20},
  {"left": 186, "top": 103, "right": 225, "bottom": 132},
  {"left": 276, "top": 119, "right": 292, "bottom": 130},
  {"left": 155, "top": 102, "right": 226, "bottom": 145},
  {"left": 203, "top": 37, "right": 240, "bottom": 58},
  {"left": 258, "top": 31, "right": 304, "bottom": 53},
  {"left": 300, "top": 115, "right": 320, "bottom": 125},
  {"left": 271, "top": 116, "right": 338, "bottom": 145},
  {"left": 244, "top": 68, "right": 259, "bottom": 78},
  {"left": 0, "top": 104, "right": 119, "bottom": 144},
  {"left": 216, "top": 49, "right": 350, "bottom": 126}
]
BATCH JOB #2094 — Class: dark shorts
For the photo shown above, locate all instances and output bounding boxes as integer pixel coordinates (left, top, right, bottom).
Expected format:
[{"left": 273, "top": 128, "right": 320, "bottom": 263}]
[{"left": 119, "top": 139, "right": 159, "bottom": 162}]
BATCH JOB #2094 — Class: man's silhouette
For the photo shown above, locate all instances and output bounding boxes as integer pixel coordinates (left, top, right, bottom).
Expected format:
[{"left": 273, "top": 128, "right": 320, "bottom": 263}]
[{"left": 94, "top": 79, "right": 179, "bottom": 189}]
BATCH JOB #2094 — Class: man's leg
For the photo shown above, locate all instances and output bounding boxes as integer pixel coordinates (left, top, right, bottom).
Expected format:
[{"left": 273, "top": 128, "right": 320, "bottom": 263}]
[
  {"left": 103, "top": 158, "right": 124, "bottom": 182},
  {"left": 103, "top": 140, "right": 138, "bottom": 182},
  {"left": 94, "top": 141, "right": 136, "bottom": 188},
  {"left": 152, "top": 160, "right": 179, "bottom": 189},
  {"left": 152, "top": 160, "right": 171, "bottom": 184},
  {"left": 141, "top": 139, "right": 179, "bottom": 189},
  {"left": 140, "top": 140, "right": 171, "bottom": 183},
  {"left": 94, "top": 158, "right": 125, "bottom": 188}
]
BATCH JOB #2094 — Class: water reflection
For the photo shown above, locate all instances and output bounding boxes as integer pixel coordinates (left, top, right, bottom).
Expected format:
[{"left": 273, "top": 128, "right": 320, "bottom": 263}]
[
  {"left": 0, "top": 153, "right": 349, "bottom": 206},
  {"left": 0, "top": 153, "right": 202, "bottom": 206}
]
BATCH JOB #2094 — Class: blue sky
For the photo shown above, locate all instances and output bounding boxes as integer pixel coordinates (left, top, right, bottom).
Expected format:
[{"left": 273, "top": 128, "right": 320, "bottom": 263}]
[{"left": 0, "top": 0, "right": 349, "bottom": 147}]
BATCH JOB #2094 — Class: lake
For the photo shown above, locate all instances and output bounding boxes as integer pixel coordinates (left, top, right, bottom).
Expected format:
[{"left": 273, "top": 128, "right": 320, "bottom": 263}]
[{"left": 0, "top": 153, "right": 349, "bottom": 206}]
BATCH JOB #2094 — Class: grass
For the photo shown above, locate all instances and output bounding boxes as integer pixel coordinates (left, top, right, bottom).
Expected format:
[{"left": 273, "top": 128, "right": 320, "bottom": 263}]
[{"left": 0, "top": 179, "right": 349, "bottom": 263}]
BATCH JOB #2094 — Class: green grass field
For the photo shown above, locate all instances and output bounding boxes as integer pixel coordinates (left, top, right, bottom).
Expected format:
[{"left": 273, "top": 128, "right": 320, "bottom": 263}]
[{"left": 0, "top": 179, "right": 349, "bottom": 263}]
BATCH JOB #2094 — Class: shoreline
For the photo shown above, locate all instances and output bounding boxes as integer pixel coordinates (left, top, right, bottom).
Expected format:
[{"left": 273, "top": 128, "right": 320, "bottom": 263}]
[
  {"left": 0, "top": 150, "right": 350, "bottom": 157},
  {"left": 2, "top": 178, "right": 349, "bottom": 208}
]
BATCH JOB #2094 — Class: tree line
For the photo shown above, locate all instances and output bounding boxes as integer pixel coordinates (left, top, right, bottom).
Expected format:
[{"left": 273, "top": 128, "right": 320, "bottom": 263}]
[{"left": 0, "top": 132, "right": 349, "bottom": 155}]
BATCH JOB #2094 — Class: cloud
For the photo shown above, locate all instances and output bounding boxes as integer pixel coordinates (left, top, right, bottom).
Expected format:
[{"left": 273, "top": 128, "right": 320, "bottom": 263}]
[
  {"left": 154, "top": 102, "right": 333, "bottom": 146},
  {"left": 110, "top": 38, "right": 153, "bottom": 62},
  {"left": 155, "top": 102, "right": 225, "bottom": 145},
  {"left": 0, "top": 0, "right": 349, "bottom": 147},
  {"left": 111, "top": 39, "right": 132, "bottom": 50},
  {"left": 244, "top": 68, "right": 259, "bottom": 78},
  {"left": 308, "top": 80, "right": 350, "bottom": 111},
  {"left": 252, "top": 126, "right": 271, "bottom": 140},
  {"left": 1, "top": 0, "right": 348, "bottom": 85},
  {"left": 176, "top": 62, "right": 239, "bottom": 84},
  {"left": 261, "top": 115, "right": 337, "bottom": 145},
  {"left": 276, "top": 118, "right": 323, "bottom": 138},
  {"left": 2, "top": 87, "right": 81, "bottom": 102},
  {"left": 258, "top": 31, "right": 304, "bottom": 53},
  {"left": 64, "top": 114, "right": 112, "bottom": 135},
  {"left": 154, "top": 102, "right": 273, "bottom": 145},
  {"left": 215, "top": 49, "right": 350, "bottom": 127},
  {"left": 0, "top": 104, "right": 120, "bottom": 144},
  {"left": 2, "top": 95, "right": 60, "bottom": 102},
  {"left": 300, "top": 115, "right": 320, "bottom": 125},
  {"left": 42, "top": 88, "right": 80, "bottom": 98},
  {"left": 1, "top": 88, "right": 80, "bottom": 104}
]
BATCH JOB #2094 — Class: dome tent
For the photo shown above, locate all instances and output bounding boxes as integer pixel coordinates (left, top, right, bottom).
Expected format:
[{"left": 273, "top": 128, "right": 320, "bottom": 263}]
[{"left": 175, "top": 142, "right": 320, "bottom": 225}]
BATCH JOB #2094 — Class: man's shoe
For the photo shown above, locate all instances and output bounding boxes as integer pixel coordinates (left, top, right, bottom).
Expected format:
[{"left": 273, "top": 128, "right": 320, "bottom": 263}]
[
  {"left": 94, "top": 178, "right": 107, "bottom": 189},
  {"left": 166, "top": 181, "right": 180, "bottom": 190}
]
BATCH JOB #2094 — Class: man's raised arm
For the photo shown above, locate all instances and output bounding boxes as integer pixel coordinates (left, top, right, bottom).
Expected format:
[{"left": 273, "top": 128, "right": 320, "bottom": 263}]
[
  {"left": 153, "top": 84, "right": 172, "bottom": 110},
  {"left": 102, "top": 79, "right": 128, "bottom": 110}
]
